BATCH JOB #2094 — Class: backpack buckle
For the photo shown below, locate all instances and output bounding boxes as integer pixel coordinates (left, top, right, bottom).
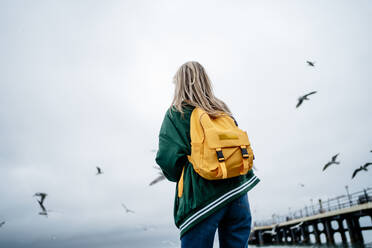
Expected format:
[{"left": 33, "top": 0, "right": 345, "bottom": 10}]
[
  {"left": 216, "top": 149, "right": 225, "bottom": 162},
  {"left": 241, "top": 146, "right": 249, "bottom": 159}
]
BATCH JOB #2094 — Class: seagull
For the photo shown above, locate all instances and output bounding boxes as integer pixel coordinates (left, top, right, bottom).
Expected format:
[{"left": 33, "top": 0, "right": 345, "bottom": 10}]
[
  {"left": 0, "top": 221, "right": 5, "bottom": 228},
  {"left": 121, "top": 203, "right": 135, "bottom": 214},
  {"left": 96, "top": 166, "right": 103, "bottom": 175},
  {"left": 33, "top": 192, "right": 48, "bottom": 216},
  {"left": 352, "top": 163, "right": 372, "bottom": 179},
  {"left": 306, "top": 61, "right": 315, "bottom": 67},
  {"left": 296, "top": 91, "right": 317, "bottom": 108},
  {"left": 298, "top": 183, "right": 305, "bottom": 187},
  {"left": 149, "top": 166, "right": 166, "bottom": 186},
  {"left": 290, "top": 222, "right": 303, "bottom": 230},
  {"left": 322, "top": 153, "right": 340, "bottom": 171}
]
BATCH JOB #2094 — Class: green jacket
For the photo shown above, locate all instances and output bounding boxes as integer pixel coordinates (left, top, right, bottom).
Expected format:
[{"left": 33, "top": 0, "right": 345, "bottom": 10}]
[{"left": 155, "top": 104, "right": 260, "bottom": 238}]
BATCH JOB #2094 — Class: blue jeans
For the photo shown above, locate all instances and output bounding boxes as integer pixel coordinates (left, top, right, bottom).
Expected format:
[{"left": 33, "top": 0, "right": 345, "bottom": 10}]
[{"left": 181, "top": 193, "right": 252, "bottom": 248}]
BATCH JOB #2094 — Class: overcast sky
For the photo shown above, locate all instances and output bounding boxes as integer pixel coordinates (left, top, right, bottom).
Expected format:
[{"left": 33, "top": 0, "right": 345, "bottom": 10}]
[{"left": 1, "top": 0, "right": 371, "bottom": 247}]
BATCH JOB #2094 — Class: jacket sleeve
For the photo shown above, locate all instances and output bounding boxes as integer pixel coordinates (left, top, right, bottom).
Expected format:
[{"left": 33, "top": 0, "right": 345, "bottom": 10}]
[{"left": 155, "top": 109, "right": 188, "bottom": 182}]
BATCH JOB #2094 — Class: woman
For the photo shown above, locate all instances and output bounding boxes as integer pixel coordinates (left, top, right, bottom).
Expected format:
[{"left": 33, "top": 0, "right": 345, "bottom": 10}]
[{"left": 156, "top": 61, "right": 260, "bottom": 247}]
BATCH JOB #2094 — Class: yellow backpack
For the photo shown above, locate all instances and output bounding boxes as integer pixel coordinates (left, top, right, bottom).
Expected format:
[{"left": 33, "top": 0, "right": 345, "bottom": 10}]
[{"left": 178, "top": 107, "right": 254, "bottom": 197}]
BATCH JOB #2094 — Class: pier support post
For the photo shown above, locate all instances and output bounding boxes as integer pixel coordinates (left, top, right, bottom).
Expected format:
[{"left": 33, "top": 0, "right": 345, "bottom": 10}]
[
  {"left": 275, "top": 231, "right": 280, "bottom": 244},
  {"left": 281, "top": 228, "right": 286, "bottom": 244},
  {"left": 290, "top": 229, "right": 295, "bottom": 243},
  {"left": 346, "top": 216, "right": 364, "bottom": 244},
  {"left": 284, "top": 228, "right": 291, "bottom": 244},
  {"left": 277, "top": 228, "right": 283, "bottom": 244},
  {"left": 258, "top": 231, "right": 264, "bottom": 246},
  {"left": 324, "top": 220, "right": 335, "bottom": 244},
  {"left": 302, "top": 224, "right": 310, "bottom": 244},
  {"left": 283, "top": 228, "right": 288, "bottom": 244},
  {"left": 312, "top": 222, "right": 321, "bottom": 244},
  {"left": 337, "top": 219, "right": 348, "bottom": 244}
]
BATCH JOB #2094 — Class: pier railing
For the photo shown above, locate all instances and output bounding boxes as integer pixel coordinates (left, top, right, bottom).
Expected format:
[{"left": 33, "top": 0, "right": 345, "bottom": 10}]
[{"left": 254, "top": 187, "right": 372, "bottom": 227}]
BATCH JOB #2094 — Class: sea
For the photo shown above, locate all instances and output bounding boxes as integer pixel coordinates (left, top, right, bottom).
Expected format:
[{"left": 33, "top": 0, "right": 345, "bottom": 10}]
[{"left": 0, "top": 228, "right": 370, "bottom": 247}]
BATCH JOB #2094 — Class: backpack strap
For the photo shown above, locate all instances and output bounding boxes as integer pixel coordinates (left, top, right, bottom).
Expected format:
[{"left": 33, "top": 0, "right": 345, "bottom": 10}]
[
  {"left": 199, "top": 111, "right": 212, "bottom": 129},
  {"left": 216, "top": 148, "right": 228, "bottom": 179},
  {"left": 178, "top": 166, "right": 185, "bottom": 198},
  {"left": 240, "top": 145, "right": 250, "bottom": 174},
  {"left": 231, "top": 116, "right": 238, "bottom": 127}
]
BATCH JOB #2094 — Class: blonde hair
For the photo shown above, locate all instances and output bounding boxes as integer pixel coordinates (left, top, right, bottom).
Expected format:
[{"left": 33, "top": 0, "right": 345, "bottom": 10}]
[{"left": 171, "top": 61, "right": 231, "bottom": 118}]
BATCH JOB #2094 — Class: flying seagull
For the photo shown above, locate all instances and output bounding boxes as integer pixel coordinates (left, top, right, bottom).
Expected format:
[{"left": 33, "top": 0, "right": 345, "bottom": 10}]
[
  {"left": 306, "top": 61, "right": 315, "bottom": 67},
  {"left": 96, "top": 166, "right": 103, "bottom": 175},
  {"left": 121, "top": 203, "right": 135, "bottom": 214},
  {"left": 352, "top": 163, "right": 372, "bottom": 179},
  {"left": 33, "top": 192, "right": 48, "bottom": 216},
  {"left": 149, "top": 166, "right": 166, "bottom": 186},
  {"left": 296, "top": 91, "right": 317, "bottom": 108},
  {"left": 323, "top": 153, "right": 340, "bottom": 171},
  {"left": 0, "top": 221, "right": 5, "bottom": 228},
  {"left": 298, "top": 183, "right": 305, "bottom": 187}
]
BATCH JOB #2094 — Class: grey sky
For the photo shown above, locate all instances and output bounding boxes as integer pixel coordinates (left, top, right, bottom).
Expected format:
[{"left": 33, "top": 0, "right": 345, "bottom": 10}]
[{"left": 1, "top": 0, "right": 372, "bottom": 247}]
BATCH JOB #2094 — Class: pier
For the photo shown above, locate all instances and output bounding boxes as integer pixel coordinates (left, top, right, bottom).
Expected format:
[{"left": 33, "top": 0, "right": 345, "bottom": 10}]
[{"left": 250, "top": 188, "right": 372, "bottom": 245}]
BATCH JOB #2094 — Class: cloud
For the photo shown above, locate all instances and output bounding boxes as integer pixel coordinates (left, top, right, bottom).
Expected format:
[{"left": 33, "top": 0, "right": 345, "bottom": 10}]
[{"left": 1, "top": 0, "right": 371, "bottom": 245}]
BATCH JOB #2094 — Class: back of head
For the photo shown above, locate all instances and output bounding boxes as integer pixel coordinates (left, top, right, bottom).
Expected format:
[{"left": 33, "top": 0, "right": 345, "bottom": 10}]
[{"left": 171, "top": 61, "right": 231, "bottom": 117}]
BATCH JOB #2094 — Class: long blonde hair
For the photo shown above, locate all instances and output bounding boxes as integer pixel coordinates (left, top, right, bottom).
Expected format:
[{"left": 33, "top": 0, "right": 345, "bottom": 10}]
[{"left": 171, "top": 61, "right": 231, "bottom": 118}]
